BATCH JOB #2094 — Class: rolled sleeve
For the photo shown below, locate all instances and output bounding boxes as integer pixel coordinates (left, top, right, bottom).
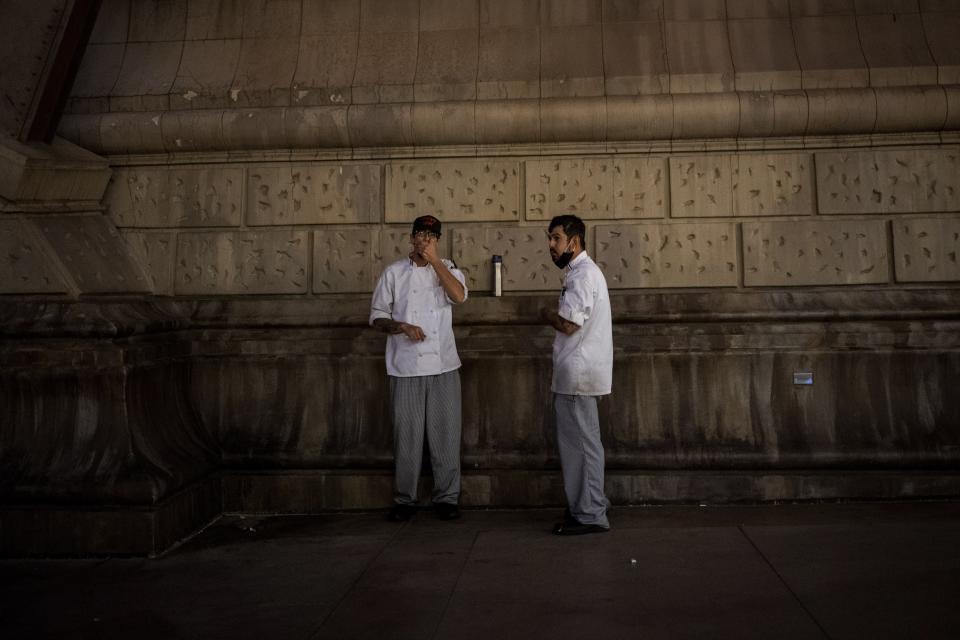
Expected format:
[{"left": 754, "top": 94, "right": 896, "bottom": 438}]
[
  {"left": 369, "top": 271, "right": 394, "bottom": 325},
  {"left": 558, "top": 281, "right": 591, "bottom": 327},
  {"left": 445, "top": 262, "right": 469, "bottom": 304}
]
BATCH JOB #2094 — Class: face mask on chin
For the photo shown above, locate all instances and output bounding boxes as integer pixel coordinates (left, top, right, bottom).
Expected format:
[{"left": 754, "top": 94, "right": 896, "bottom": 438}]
[{"left": 552, "top": 238, "right": 575, "bottom": 269}]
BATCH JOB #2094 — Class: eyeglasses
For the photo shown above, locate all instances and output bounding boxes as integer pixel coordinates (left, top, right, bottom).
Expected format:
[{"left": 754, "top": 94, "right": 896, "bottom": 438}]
[{"left": 412, "top": 231, "right": 439, "bottom": 240}]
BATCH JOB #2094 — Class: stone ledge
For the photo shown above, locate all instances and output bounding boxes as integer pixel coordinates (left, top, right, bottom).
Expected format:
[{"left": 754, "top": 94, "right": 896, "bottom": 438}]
[
  {"left": 222, "top": 470, "right": 960, "bottom": 513},
  {"left": 0, "top": 474, "right": 221, "bottom": 557},
  {"left": 5, "top": 289, "right": 960, "bottom": 337},
  {"left": 58, "top": 87, "right": 960, "bottom": 155}
]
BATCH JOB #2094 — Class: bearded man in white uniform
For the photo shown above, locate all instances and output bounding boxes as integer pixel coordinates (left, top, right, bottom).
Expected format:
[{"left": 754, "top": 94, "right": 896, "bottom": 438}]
[{"left": 539, "top": 214, "right": 613, "bottom": 535}]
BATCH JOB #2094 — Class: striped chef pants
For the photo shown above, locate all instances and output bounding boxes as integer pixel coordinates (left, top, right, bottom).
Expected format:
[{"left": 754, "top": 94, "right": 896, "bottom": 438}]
[
  {"left": 389, "top": 370, "right": 462, "bottom": 505},
  {"left": 554, "top": 393, "right": 610, "bottom": 528}
]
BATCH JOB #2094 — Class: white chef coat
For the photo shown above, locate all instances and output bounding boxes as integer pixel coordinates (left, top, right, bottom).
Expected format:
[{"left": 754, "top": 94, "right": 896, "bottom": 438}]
[
  {"left": 369, "top": 257, "right": 468, "bottom": 377},
  {"left": 552, "top": 251, "right": 613, "bottom": 396}
]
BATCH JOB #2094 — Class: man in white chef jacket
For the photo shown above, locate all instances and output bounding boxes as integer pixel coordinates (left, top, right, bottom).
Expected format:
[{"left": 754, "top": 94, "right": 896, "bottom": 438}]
[
  {"left": 539, "top": 214, "right": 613, "bottom": 535},
  {"left": 370, "top": 215, "right": 468, "bottom": 522}
]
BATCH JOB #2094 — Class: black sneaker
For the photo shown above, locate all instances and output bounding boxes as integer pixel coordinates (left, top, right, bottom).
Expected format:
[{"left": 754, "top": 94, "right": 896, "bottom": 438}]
[
  {"left": 387, "top": 503, "right": 417, "bottom": 522},
  {"left": 434, "top": 502, "right": 460, "bottom": 520},
  {"left": 552, "top": 521, "right": 609, "bottom": 536}
]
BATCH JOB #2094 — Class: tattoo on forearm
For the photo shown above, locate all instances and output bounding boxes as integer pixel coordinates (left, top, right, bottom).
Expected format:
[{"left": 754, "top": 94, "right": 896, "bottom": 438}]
[{"left": 373, "top": 318, "right": 403, "bottom": 334}]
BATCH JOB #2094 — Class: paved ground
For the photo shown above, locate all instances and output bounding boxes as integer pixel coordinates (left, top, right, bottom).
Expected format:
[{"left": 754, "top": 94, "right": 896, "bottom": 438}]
[{"left": 2, "top": 501, "right": 960, "bottom": 639}]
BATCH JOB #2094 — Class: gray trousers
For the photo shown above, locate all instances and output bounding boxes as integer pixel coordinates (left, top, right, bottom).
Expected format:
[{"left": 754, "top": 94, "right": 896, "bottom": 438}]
[
  {"left": 554, "top": 393, "right": 610, "bottom": 528},
  {"left": 390, "top": 370, "right": 462, "bottom": 505}
]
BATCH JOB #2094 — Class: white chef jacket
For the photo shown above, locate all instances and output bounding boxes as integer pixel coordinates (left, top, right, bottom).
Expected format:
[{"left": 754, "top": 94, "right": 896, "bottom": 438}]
[
  {"left": 552, "top": 251, "right": 613, "bottom": 396},
  {"left": 369, "top": 257, "right": 468, "bottom": 377}
]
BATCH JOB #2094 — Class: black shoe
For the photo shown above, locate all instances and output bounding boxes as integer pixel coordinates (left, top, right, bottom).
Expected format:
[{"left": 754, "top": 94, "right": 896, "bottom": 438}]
[
  {"left": 434, "top": 502, "right": 460, "bottom": 520},
  {"left": 565, "top": 508, "right": 611, "bottom": 526},
  {"left": 552, "top": 521, "right": 609, "bottom": 536},
  {"left": 388, "top": 503, "right": 417, "bottom": 522}
]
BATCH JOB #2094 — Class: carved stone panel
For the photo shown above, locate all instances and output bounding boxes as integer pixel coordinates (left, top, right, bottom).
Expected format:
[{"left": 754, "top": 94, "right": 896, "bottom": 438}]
[
  {"left": 313, "top": 228, "right": 380, "bottom": 293},
  {"left": 817, "top": 148, "right": 960, "bottom": 214},
  {"left": 104, "top": 167, "right": 169, "bottom": 227},
  {"left": 743, "top": 220, "right": 889, "bottom": 287},
  {"left": 247, "top": 164, "right": 381, "bottom": 226},
  {"left": 123, "top": 231, "right": 176, "bottom": 295},
  {"left": 595, "top": 223, "right": 738, "bottom": 288},
  {"left": 386, "top": 160, "right": 520, "bottom": 223},
  {"left": 525, "top": 158, "right": 613, "bottom": 220},
  {"left": 0, "top": 218, "right": 69, "bottom": 294},
  {"left": 612, "top": 157, "right": 668, "bottom": 219},
  {"left": 452, "top": 226, "right": 558, "bottom": 291},
  {"left": 734, "top": 154, "right": 814, "bottom": 216},
  {"left": 669, "top": 156, "right": 734, "bottom": 218},
  {"left": 893, "top": 218, "right": 960, "bottom": 283},
  {"left": 451, "top": 227, "right": 490, "bottom": 292},
  {"left": 168, "top": 168, "right": 243, "bottom": 226},
  {"left": 176, "top": 230, "right": 309, "bottom": 294},
  {"left": 35, "top": 215, "right": 152, "bottom": 293},
  {"left": 105, "top": 166, "right": 244, "bottom": 228}
]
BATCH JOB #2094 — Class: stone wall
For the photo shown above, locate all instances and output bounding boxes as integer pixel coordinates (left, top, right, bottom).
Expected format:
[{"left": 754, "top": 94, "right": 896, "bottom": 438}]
[
  {"left": 99, "top": 146, "right": 960, "bottom": 297},
  {"left": 3, "top": 0, "right": 960, "bottom": 555}
]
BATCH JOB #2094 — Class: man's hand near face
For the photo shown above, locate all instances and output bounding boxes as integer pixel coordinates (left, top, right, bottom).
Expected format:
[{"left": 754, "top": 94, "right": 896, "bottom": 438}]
[
  {"left": 414, "top": 234, "right": 466, "bottom": 304},
  {"left": 419, "top": 236, "right": 441, "bottom": 266}
]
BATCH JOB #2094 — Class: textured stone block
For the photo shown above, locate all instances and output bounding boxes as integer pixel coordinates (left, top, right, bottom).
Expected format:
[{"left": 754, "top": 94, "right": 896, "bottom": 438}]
[
  {"left": 670, "top": 156, "right": 734, "bottom": 218},
  {"left": 743, "top": 220, "right": 889, "bottom": 286},
  {"left": 525, "top": 158, "right": 614, "bottom": 220},
  {"left": 176, "top": 230, "right": 309, "bottom": 295},
  {"left": 452, "top": 227, "right": 559, "bottom": 292},
  {"left": 314, "top": 228, "right": 380, "bottom": 293},
  {"left": 734, "top": 154, "right": 814, "bottom": 216},
  {"left": 34, "top": 215, "right": 152, "bottom": 294},
  {"left": 613, "top": 157, "right": 669, "bottom": 219},
  {"left": 123, "top": 231, "right": 176, "bottom": 295},
  {"left": 248, "top": 164, "right": 381, "bottom": 226},
  {"left": 0, "top": 218, "right": 69, "bottom": 294},
  {"left": 386, "top": 160, "right": 520, "bottom": 223},
  {"left": 595, "top": 223, "right": 738, "bottom": 288},
  {"left": 169, "top": 168, "right": 243, "bottom": 227},
  {"left": 817, "top": 148, "right": 960, "bottom": 214},
  {"left": 105, "top": 167, "right": 243, "bottom": 228},
  {"left": 893, "top": 218, "right": 960, "bottom": 283},
  {"left": 104, "top": 167, "right": 169, "bottom": 227}
]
